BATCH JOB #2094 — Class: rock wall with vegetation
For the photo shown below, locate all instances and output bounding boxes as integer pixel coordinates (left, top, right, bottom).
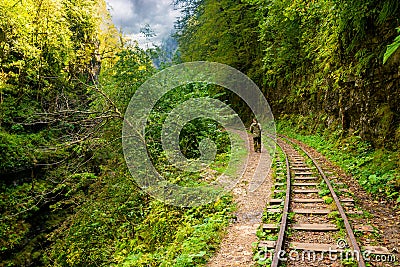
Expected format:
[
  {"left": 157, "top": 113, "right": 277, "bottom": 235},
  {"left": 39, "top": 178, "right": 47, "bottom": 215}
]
[{"left": 176, "top": 0, "right": 400, "bottom": 149}]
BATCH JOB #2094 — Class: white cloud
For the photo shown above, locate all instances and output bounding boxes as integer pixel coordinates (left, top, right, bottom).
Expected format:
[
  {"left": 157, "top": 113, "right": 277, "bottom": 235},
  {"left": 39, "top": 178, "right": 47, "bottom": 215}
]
[
  {"left": 107, "top": 0, "right": 134, "bottom": 22},
  {"left": 106, "top": 0, "right": 180, "bottom": 48}
]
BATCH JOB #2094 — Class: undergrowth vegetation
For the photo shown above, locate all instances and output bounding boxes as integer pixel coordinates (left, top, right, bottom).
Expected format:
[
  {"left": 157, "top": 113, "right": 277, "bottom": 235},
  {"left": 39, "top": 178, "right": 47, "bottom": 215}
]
[{"left": 0, "top": 1, "right": 248, "bottom": 264}]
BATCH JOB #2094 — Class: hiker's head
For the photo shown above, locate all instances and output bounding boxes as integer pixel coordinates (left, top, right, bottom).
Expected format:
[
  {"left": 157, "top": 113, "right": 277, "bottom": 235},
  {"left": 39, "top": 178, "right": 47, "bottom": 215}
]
[{"left": 253, "top": 118, "right": 257, "bottom": 123}]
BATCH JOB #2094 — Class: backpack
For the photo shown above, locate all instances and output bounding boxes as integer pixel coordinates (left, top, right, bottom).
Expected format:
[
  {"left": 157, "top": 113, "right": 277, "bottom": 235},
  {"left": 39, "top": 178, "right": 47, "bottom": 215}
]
[{"left": 251, "top": 122, "right": 261, "bottom": 137}]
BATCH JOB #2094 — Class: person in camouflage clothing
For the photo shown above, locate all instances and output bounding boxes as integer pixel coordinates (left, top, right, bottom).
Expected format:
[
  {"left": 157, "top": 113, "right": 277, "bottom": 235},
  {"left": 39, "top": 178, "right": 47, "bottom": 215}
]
[{"left": 250, "top": 118, "right": 261, "bottom": 152}]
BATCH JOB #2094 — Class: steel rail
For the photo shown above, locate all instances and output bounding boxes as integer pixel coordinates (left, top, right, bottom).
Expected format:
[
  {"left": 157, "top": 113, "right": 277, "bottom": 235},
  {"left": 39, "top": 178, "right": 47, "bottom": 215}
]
[
  {"left": 270, "top": 138, "right": 291, "bottom": 267},
  {"left": 280, "top": 135, "right": 366, "bottom": 267}
]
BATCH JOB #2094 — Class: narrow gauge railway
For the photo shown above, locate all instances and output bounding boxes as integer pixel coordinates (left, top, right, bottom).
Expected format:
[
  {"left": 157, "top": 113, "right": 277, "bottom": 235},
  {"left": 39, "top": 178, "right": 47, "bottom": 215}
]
[{"left": 256, "top": 136, "right": 392, "bottom": 267}]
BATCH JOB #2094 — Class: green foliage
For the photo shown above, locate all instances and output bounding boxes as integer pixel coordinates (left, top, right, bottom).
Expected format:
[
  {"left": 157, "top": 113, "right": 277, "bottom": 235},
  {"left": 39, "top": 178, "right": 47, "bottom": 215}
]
[
  {"left": 341, "top": 255, "right": 358, "bottom": 267},
  {"left": 0, "top": 1, "right": 154, "bottom": 266},
  {"left": 44, "top": 159, "right": 147, "bottom": 266},
  {"left": 176, "top": 0, "right": 399, "bottom": 147},
  {"left": 41, "top": 44, "right": 239, "bottom": 266},
  {"left": 0, "top": 0, "right": 105, "bottom": 117},
  {"left": 383, "top": 27, "right": 400, "bottom": 64},
  {"left": 176, "top": 0, "right": 263, "bottom": 82},
  {"left": 3, "top": 0, "right": 399, "bottom": 265},
  {"left": 262, "top": 210, "right": 282, "bottom": 224},
  {"left": 253, "top": 246, "right": 272, "bottom": 265},
  {"left": 0, "top": 15, "right": 246, "bottom": 265},
  {"left": 323, "top": 196, "right": 334, "bottom": 205},
  {"left": 318, "top": 188, "right": 330, "bottom": 198},
  {"left": 0, "top": 131, "right": 41, "bottom": 171},
  {"left": 95, "top": 47, "right": 156, "bottom": 113},
  {"left": 113, "top": 196, "right": 233, "bottom": 267},
  {"left": 229, "top": 0, "right": 400, "bottom": 146}
]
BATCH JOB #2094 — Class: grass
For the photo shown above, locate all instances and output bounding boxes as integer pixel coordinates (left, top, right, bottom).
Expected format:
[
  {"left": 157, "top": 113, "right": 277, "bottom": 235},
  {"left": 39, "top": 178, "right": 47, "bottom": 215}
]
[{"left": 211, "top": 131, "right": 248, "bottom": 178}]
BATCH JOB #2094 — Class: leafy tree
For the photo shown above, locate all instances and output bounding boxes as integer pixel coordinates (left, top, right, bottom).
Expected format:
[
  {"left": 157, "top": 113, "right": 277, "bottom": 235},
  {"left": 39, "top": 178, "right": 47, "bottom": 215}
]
[
  {"left": 176, "top": 0, "right": 262, "bottom": 77},
  {"left": 0, "top": 0, "right": 122, "bottom": 265}
]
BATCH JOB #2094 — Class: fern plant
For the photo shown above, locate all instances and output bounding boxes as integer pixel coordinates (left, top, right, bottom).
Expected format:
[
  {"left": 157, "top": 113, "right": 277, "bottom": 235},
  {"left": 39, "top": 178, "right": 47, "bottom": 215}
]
[{"left": 383, "top": 27, "right": 400, "bottom": 64}]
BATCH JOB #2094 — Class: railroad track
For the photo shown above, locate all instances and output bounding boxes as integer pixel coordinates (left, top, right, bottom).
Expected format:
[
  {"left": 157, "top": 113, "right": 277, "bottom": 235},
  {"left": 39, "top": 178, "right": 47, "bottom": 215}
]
[{"left": 254, "top": 136, "right": 392, "bottom": 267}]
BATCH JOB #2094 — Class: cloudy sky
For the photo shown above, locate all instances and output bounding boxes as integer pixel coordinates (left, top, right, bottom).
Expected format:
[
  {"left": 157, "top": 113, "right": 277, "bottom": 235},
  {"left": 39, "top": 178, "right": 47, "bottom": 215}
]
[{"left": 106, "top": 0, "right": 180, "bottom": 48}]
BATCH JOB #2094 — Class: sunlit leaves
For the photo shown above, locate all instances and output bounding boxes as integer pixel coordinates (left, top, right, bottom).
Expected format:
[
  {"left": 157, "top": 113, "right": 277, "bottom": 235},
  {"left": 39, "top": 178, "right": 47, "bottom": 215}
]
[{"left": 383, "top": 27, "right": 400, "bottom": 64}]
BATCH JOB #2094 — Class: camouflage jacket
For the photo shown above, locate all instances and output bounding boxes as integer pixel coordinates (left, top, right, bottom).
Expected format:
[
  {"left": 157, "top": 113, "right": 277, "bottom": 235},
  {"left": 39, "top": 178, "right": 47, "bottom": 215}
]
[{"left": 250, "top": 122, "right": 261, "bottom": 137}]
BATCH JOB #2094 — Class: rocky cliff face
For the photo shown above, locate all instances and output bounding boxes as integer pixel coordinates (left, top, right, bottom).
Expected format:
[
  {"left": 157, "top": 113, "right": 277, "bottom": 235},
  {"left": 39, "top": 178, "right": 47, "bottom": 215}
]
[{"left": 268, "top": 19, "right": 400, "bottom": 149}]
